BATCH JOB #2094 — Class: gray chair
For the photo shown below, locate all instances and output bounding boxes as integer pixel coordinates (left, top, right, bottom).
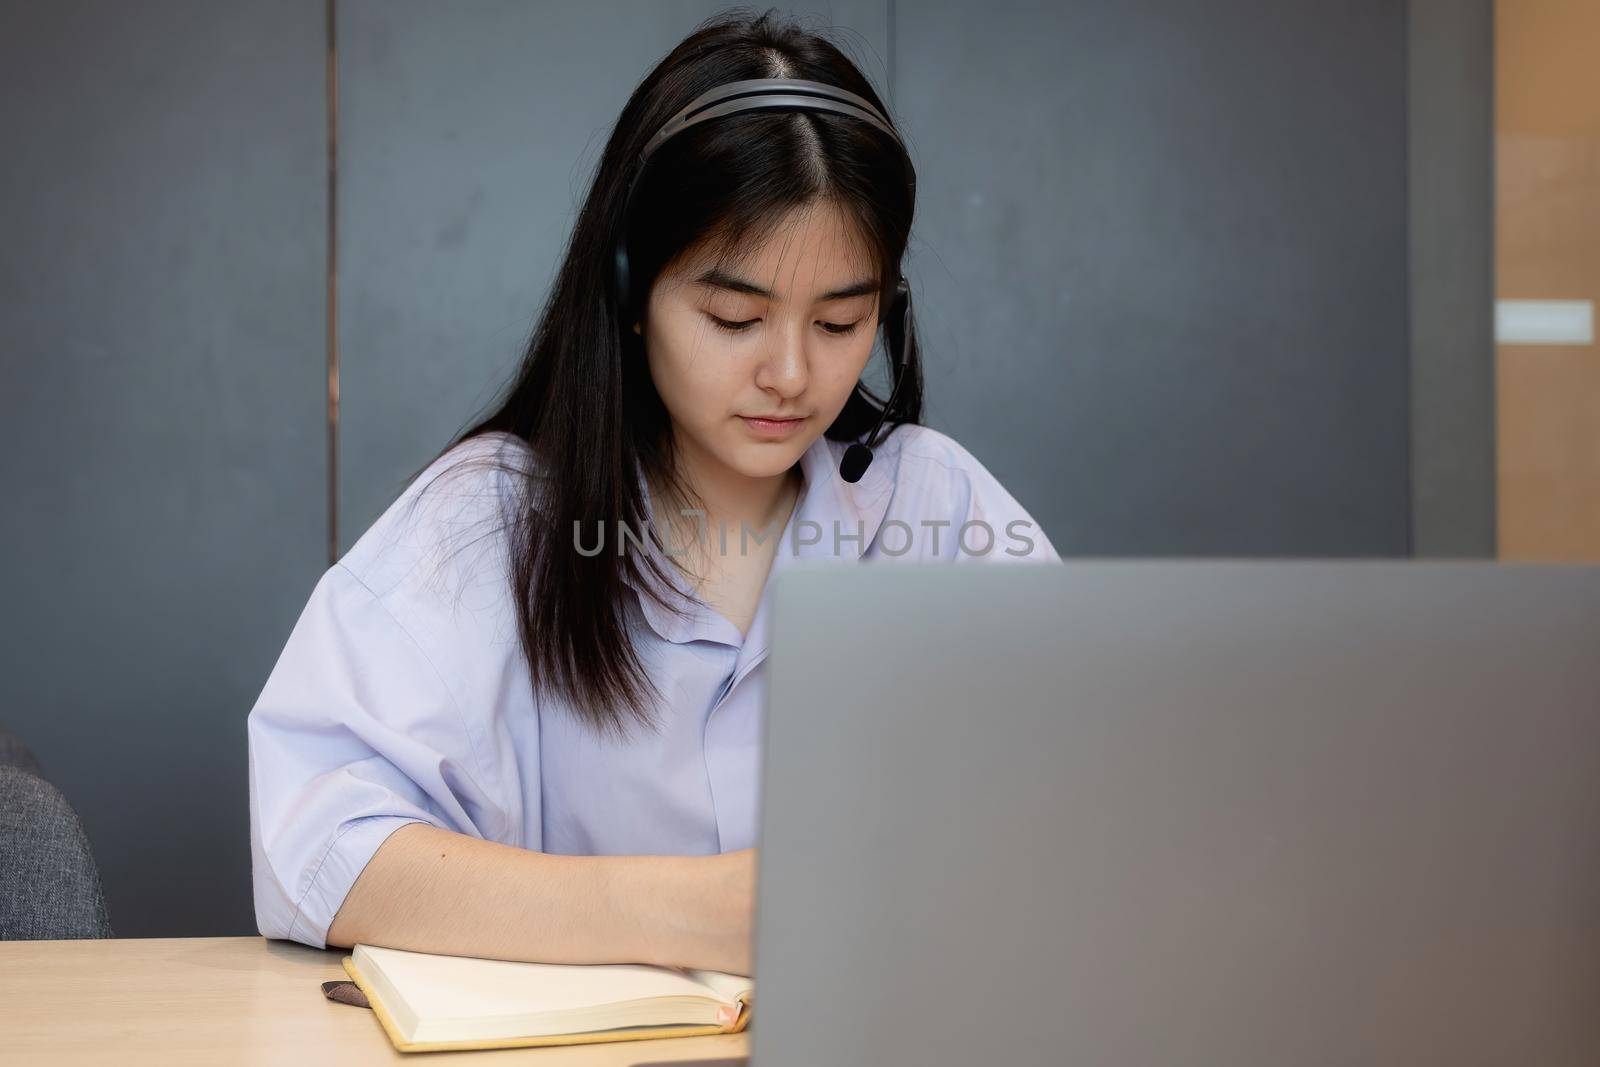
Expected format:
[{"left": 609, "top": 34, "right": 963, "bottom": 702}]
[{"left": 0, "top": 727, "right": 113, "bottom": 939}]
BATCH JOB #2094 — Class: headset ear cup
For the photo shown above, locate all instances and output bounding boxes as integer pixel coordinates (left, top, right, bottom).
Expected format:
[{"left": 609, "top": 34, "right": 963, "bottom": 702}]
[{"left": 613, "top": 244, "right": 633, "bottom": 324}]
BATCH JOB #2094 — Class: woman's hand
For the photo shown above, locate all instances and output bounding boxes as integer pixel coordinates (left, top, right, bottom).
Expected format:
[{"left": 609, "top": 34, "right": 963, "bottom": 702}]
[{"left": 699, "top": 847, "right": 758, "bottom": 976}]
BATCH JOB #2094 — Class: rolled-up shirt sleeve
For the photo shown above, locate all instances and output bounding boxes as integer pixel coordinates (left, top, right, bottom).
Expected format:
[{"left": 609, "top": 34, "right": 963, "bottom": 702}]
[{"left": 247, "top": 560, "right": 505, "bottom": 949}]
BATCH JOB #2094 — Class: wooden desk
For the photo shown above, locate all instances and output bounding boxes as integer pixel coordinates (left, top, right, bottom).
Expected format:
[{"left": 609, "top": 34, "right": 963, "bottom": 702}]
[{"left": 0, "top": 937, "right": 750, "bottom": 1066}]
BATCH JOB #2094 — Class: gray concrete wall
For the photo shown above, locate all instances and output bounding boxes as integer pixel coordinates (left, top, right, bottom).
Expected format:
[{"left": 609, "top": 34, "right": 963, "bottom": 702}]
[
  {"left": 0, "top": 0, "right": 1491, "bottom": 935},
  {"left": 0, "top": 0, "right": 326, "bottom": 936},
  {"left": 899, "top": 0, "right": 1412, "bottom": 556}
]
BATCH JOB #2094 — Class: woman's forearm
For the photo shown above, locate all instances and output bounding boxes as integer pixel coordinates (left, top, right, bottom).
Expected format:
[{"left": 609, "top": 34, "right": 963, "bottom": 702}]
[{"left": 324, "top": 823, "right": 755, "bottom": 975}]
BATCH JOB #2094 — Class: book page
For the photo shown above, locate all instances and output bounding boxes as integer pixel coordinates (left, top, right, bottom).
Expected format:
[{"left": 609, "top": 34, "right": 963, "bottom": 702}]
[
  {"left": 683, "top": 968, "right": 754, "bottom": 1005},
  {"left": 357, "top": 945, "right": 734, "bottom": 1021}
]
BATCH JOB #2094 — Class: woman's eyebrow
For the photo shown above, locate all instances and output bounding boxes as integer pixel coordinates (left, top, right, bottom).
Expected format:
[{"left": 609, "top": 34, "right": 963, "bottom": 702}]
[{"left": 692, "top": 267, "right": 877, "bottom": 302}]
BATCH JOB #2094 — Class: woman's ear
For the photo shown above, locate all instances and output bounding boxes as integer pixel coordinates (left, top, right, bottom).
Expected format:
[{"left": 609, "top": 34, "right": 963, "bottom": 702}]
[{"left": 632, "top": 321, "right": 642, "bottom": 335}]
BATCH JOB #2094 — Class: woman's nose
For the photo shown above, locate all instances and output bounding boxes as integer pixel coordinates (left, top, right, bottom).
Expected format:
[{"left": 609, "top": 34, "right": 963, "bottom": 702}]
[{"left": 754, "top": 325, "right": 810, "bottom": 395}]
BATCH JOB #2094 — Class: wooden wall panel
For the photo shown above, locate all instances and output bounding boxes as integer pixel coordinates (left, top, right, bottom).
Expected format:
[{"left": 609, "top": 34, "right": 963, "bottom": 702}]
[{"left": 1496, "top": 0, "right": 1600, "bottom": 560}]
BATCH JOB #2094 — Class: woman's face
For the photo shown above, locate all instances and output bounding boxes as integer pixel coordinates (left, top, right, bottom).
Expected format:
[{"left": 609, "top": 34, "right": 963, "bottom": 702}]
[{"left": 641, "top": 200, "right": 881, "bottom": 483}]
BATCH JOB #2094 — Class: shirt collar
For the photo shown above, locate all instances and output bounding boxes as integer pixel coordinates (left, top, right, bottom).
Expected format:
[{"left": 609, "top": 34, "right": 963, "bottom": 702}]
[{"left": 626, "top": 431, "right": 896, "bottom": 643}]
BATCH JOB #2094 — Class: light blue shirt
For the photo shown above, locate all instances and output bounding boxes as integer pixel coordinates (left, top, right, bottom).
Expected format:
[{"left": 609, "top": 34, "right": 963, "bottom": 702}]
[{"left": 248, "top": 424, "right": 1060, "bottom": 948}]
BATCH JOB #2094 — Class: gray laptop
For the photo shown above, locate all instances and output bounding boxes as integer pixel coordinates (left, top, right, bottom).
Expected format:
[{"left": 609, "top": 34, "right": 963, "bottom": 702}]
[{"left": 734, "top": 561, "right": 1600, "bottom": 1067}]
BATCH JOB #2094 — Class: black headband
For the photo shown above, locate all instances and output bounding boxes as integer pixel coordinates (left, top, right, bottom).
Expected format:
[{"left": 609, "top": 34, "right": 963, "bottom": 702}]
[{"left": 637, "top": 77, "right": 905, "bottom": 166}]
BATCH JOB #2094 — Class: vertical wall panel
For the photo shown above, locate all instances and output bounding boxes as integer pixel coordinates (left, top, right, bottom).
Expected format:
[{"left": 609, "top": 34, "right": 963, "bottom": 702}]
[
  {"left": 337, "top": 1, "right": 890, "bottom": 551},
  {"left": 1495, "top": 0, "right": 1600, "bottom": 560},
  {"left": 0, "top": 1, "right": 326, "bottom": 935},
  {"left": 1410, "top": 0, "right": 1495, "bottom": 557},
  {"left": 896, "top": 0, "right": 1411, "bottom": 555}
]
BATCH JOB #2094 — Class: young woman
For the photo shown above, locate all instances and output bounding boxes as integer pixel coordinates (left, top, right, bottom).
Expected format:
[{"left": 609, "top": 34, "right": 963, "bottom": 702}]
[{"left": 248, "top": 11, "right": 1058, "bottom": 978}]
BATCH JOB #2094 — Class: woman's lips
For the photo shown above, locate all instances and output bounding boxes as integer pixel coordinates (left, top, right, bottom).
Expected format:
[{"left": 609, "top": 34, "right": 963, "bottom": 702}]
[{"left": 738, "top": 415, "right": 806, "bottom": 438}]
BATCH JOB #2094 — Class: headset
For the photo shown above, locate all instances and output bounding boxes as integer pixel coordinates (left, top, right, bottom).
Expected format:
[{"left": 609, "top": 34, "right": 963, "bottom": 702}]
[{"left": 611, "top": 78, "right": 915, "bottom": 484}]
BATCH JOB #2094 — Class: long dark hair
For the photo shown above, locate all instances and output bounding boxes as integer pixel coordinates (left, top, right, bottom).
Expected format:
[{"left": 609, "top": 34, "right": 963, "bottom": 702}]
[{"left": 411, "top": 8, "right": 922, "bottom": 739}]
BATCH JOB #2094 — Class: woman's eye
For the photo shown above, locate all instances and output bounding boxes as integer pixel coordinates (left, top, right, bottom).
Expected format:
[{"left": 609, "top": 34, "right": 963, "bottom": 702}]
[{"left": 706, "top": 315, "right": 863, "bottom": 337}]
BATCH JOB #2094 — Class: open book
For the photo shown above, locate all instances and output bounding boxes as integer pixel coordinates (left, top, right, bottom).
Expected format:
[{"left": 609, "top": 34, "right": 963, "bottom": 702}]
[{"left": 343, "top": 944, "right": 753, "bottom": 1053}]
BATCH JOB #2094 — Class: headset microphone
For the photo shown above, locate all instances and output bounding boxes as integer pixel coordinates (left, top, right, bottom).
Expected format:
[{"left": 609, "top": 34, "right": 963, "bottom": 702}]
[
  {"left": 613, "top": 77, "right": 915, "bottom": 484},
  {"left": 839, "top": 276, "right": 911, "bottom": 483}
]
